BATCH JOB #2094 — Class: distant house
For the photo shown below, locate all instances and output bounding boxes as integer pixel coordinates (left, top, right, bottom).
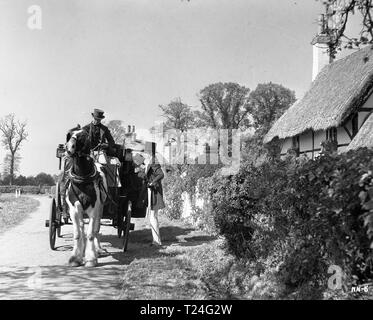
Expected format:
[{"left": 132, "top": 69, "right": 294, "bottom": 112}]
[{"left": 264, "top": 14, "right": 373, "bottom": 158}]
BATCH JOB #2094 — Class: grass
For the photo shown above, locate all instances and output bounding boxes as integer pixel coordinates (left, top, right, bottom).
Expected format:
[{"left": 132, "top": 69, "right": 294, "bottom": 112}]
[
  {"left": 0, "top": 194, "right": 40, "bottom": 234},
  {"left": 118, "top": 215, "right": 272, "bottom": 300},
  {"left": 118, "top": 214, "right": 373, "bottom": 300}
]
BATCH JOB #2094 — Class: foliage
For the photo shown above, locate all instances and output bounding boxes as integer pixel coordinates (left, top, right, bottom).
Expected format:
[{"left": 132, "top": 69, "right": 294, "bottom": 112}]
[
  {"left": 0, "top": 114, "right": 28, "bottom": 185},
  {"left": 163, "top": 167, "right": 185, "bottom": 220},
  {"left": 158, "top": 98, "right": 197, "bottom": 132},
  {"left": 211, "top": 148, "right": 373, "bottom": 295},
  {"left": 249, "top": 82, "right": 296, "bottom": 134},
  {"left": 2, "top": 153, "right": 21, "bottom": 177},
  {"left": 0, "top": 172, "right": 55, "bottom": 187},
  {"left": 319, "top": 0, "right": 373, "bottom": 58},
  {"left": 162, "top": 163, "right": 221, "bottom": 221},
  {"left": 196, "top": 82, "right": 251, "bottom": 129}
]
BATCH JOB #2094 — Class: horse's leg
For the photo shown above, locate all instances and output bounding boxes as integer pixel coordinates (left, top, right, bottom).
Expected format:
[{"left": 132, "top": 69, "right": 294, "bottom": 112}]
[
  {"left": 84, "top": 207, "right": 98, "bottom": 267},
  {"left": 94, "top": 205, "right": 105, "bottom": 255},
  {"left": 95, "top": 180, "right": 107, "bottom": 255},
  {"left": 68, "top": 201, "right": 84, "bottom": 267}
]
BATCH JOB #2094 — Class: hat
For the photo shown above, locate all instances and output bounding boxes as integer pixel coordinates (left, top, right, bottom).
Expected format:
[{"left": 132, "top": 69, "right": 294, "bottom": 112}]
[
  {"left": 92, "top": 108, "right": 105, "bottom": 119},
  {"left": 132, "top": 153, "right": 145, "bottom": 166}
]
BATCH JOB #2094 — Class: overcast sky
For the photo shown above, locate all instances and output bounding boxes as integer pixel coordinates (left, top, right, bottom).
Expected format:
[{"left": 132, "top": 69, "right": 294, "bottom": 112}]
[{"left": 0, "top": 0, "right": 357, "bottom": 176}]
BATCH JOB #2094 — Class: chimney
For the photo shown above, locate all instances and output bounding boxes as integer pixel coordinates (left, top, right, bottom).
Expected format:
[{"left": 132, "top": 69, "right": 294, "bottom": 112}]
[
  {"left": 311, "top": 13, "right": 334, "bottom": 81},
  {"left": 132, "top": 125, "right": 135, "bottom": 132},
  {"left": 128, "top": 125, "right": 131, "bottom": 133},
  {"left": 131, "top": 132, "right": 136, "bottom": 142}
]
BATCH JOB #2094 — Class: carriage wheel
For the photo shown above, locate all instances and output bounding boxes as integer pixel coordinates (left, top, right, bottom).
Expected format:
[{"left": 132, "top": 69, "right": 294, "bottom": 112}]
[
  {"left": 55, "top": 182, "right": 62, "bottom": 238},
  {"left": 57, "top": 210, "right": 62, "bottom": 238},
  {"left": 117, "top": 196, "right": 126, "bottom": 238},
  {"left": 117, "top": 217, "right": 123, "bottom": 238},
  {"left": 49, "top": 198, "right": 57, "bottom": 250},
  {"left": 122, "top": 201, "right": 132, "bottom": 252}
]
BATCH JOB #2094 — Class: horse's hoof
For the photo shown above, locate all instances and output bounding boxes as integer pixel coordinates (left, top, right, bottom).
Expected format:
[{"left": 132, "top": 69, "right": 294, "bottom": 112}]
[
  {"left": 85, "top": 259, "right": 98, "bottom": 268},
  {"left": 69, "top": 256, "right": 83, "bottom": 267},
  {"left": 97, "top": 248, "right": 108, "bottom": 257}
]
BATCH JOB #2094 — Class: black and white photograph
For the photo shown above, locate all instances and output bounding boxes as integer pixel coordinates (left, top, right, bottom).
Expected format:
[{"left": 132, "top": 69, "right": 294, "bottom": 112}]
[{"left": 0, "top": 0, "right": 372, "bottom": 304}]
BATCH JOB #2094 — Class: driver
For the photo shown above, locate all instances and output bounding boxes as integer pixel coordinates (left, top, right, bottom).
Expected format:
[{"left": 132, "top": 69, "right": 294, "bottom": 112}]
[{"left": 82, "top": 108, "right": 115, "bottom": 157}]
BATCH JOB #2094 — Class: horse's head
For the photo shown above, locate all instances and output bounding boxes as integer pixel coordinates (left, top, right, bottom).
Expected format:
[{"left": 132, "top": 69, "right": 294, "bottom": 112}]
[{"left": 66, "top": 129, "right": 90, "bottom": 156}]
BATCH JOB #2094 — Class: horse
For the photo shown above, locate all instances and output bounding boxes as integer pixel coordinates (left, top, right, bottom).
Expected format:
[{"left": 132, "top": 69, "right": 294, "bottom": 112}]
[{"left": 65, "top": 129, "right": 108, "bottom": 267}]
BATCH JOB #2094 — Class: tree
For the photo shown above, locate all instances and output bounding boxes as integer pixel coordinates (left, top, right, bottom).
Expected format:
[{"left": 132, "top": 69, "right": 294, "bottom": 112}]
[
  {"left": 249, "top": 82, "right": 296, "bottom": 137},
  {"left": 159, "top": 98, "right": 196, "bottom": 132},
  {"left": 0, "top": 114, "right": 28, "bottom": 185},
  {"left": 13, "top": 175, "right": 27, "bottom": 186},
  {"left": 35, "top": 172, "right": 55, "bottom": 186},
  {"left": 244, "top": 82, "right": 296, "bottom": 162},
  {"left": 2, "top": 153, "right": 21, "bottom": 178},
  {"left": 106, "top": 120, "right": 127, "bottom": 144},
  {"left": 197, "top": 82, "right": 251, "bottom": 129},
  {"left": 26, "top": 176, "right": 36, "bottom": 186},
  {"left": 319, "top": 0, "right": 373, "bottom": 57}
]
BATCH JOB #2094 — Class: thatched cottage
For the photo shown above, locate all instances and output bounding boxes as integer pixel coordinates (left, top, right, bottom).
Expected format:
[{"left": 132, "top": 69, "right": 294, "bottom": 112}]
[{"left": 264, "top": 16, "right": 373, "bottom": 157}]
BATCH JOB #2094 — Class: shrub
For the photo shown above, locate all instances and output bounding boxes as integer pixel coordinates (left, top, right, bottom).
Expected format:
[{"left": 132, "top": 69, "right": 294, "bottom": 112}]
[
  {"left": 162, "top": 163, "right": 221, "bottom": 221},
  {"left": 163, "top": 169, "right": 185, "bottom": 220},
  {"left": 211, "top": 148, "right": 373, "bottom": 294}
]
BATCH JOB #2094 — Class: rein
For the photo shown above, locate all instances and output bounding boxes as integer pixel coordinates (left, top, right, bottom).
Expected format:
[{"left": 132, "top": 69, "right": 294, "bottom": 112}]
[{"left": 68, "top": 163, "right": 99, "bottom": 184}]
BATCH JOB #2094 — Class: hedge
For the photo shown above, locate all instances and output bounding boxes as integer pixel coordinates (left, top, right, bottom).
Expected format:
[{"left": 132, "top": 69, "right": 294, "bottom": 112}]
[
  {"left": 210, "top": 148, "right": 373, "bottom": 294},
  {"left": 0, "top": 185, "right": 53, "bottom": 194}
]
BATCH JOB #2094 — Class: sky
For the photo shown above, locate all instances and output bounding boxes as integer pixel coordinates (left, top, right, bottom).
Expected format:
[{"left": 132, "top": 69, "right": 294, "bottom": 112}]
[{"left": 0, "top": 0, "right": 358, "bottom": 176}]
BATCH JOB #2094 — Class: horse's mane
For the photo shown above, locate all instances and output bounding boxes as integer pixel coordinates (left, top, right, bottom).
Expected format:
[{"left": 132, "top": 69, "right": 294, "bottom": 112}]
[
  {"left": 66, "top": 124, "right": 81, "bottom": 142},
  {"left": 67, "top": 125, "right": 91, "bottom": 155}
]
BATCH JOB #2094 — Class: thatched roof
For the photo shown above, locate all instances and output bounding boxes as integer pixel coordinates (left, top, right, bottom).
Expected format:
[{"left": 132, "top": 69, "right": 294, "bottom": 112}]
[
  {"left": 346, "top": 113, "right": 373, "bottom": 150},
  {"left": 264, "top": 46, "right": 373, "bottom": 143}
]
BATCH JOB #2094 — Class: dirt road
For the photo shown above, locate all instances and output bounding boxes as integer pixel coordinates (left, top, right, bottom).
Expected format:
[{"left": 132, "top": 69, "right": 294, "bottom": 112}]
[{"left": 0, "top": 195, "right": 217, "bottom": 300}]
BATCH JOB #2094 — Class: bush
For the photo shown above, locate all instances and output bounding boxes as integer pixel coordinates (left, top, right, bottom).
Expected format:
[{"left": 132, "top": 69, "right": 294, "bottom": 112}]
[
  {"left": 162, "top": 163, "right": 221, "bottom": 221},
  {"left": 211, "top": 148, "right": 373, "bottom": 294},
  {"left": 163, "top": 168, "right": 185, "bottom": 220}
]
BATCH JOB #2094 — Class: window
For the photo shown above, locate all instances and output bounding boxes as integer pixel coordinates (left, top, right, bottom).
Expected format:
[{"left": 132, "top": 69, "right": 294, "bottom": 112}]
[
  {"left": 291, "top": 136, "right": 300, "bottom": 156},
  {"left": 326, "top": 127, "right": 337, "bottom": 142}
]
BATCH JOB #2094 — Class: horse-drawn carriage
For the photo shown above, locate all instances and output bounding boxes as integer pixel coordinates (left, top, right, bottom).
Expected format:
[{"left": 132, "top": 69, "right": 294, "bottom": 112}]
[{"left": 45, "top": 136, "right": 147, "bottom": 256}]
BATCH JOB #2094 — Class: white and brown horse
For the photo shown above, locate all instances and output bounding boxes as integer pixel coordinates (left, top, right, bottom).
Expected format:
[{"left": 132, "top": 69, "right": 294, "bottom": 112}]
[{"left": 65, "top": 129, "right": 108, "bottom": 267}]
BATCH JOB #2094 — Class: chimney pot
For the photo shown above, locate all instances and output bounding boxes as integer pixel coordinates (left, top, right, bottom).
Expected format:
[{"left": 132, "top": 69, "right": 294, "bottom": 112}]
[{"left": 318, "top": 14, "right": 325, "bottom": 34}]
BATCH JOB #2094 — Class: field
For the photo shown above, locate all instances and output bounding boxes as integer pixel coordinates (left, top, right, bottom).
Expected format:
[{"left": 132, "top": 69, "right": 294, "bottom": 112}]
[{"left": 0, "top": 194, "right": 40, "bottom": 234}]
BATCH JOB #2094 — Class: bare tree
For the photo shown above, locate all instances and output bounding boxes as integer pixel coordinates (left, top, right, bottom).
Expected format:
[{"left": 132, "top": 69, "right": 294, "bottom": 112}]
[{"left": 0, "top": 114, "right": 28, "bottom": 185}]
